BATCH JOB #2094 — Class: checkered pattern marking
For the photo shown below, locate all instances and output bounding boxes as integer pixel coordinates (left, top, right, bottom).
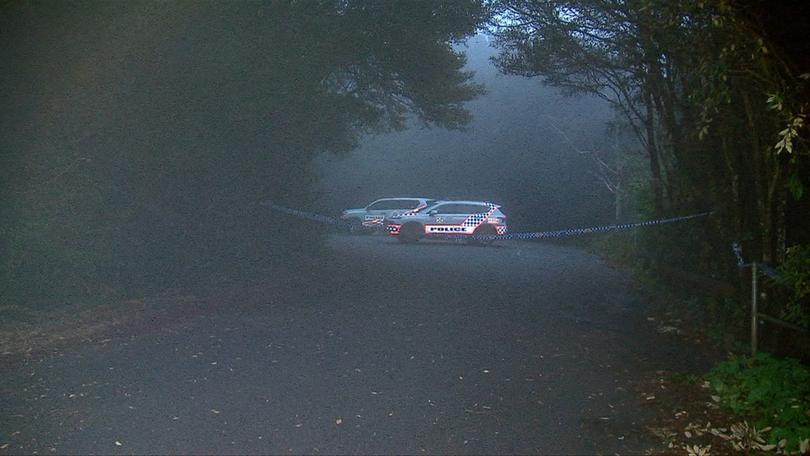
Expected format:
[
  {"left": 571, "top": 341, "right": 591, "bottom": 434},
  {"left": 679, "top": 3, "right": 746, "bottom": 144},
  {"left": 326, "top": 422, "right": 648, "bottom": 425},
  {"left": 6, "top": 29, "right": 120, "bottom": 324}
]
[
  {"left": 461, "top": 204, "right": 497, "bottom": 230},
  {"left": 462, "top": 214, "right": 485, "bottom": 228}
]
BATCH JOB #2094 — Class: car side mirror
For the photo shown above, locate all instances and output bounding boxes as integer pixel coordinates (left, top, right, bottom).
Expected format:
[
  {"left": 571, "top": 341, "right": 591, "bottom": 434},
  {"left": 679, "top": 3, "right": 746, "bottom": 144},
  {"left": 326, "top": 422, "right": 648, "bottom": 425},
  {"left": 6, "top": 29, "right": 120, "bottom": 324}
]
[{"left": 428, "top": 210, "right": 438, "bottom": 216}]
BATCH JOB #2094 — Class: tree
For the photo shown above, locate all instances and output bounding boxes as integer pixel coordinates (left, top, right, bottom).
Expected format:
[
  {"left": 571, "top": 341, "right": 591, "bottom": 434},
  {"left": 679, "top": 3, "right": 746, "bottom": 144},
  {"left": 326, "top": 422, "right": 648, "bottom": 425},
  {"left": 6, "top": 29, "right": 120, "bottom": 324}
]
[
  {"left": 491, "top": 0, "right": 670, "bottom": 214},
  {"left": 0, "top": 1, "right": 489, "bottom": 305},
  {"left": 490, "top": 0, "right": 809, "bottom": 267}
]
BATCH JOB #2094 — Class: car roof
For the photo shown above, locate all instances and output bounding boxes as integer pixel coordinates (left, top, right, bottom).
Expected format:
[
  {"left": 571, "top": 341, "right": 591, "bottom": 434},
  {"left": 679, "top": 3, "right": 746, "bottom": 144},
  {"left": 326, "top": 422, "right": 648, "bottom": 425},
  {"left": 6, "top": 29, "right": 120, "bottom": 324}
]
[
  {"left": 373, "top": 197, "right": 433, "bottom": 201},
  {"left": 430, "top": 200, "right": 500, "bottom": 207}
]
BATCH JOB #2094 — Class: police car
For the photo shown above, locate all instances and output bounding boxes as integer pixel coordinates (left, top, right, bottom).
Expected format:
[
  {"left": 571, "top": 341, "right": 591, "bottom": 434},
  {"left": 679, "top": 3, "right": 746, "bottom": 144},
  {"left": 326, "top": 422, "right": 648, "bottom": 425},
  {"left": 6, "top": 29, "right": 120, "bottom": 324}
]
[
  {"left": 340, "top": 197, "right": 435, "bottom": 233},
  {"left": 386, "top": 200, "right": 507, "bottom": 244}
]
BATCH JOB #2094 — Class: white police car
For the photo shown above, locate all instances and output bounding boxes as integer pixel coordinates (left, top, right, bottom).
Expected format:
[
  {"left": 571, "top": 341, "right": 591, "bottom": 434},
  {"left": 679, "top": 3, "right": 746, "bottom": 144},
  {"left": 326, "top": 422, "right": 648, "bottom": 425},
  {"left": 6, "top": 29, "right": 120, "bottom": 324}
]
[
  {"left": 340, "top": 197, "right": 434, "bottom": 233},
  {"left": 386, "top": 200, "right": 507, "bottom": 244}
]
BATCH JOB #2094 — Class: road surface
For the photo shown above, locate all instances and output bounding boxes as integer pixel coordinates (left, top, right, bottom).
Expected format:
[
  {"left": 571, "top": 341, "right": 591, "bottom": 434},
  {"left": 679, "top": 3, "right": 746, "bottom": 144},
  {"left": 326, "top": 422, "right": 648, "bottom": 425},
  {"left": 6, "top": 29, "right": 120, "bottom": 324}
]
[{"left": 1, "top": 235, "right": 707, "bottom": 454}]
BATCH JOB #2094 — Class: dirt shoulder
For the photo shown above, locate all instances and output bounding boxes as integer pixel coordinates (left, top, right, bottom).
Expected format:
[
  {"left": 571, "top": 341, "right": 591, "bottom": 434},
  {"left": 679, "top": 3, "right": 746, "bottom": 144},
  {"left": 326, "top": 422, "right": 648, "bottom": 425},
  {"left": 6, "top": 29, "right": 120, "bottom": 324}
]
[{"left": 0, "top": 269, "right": 298, "bottom": 365}]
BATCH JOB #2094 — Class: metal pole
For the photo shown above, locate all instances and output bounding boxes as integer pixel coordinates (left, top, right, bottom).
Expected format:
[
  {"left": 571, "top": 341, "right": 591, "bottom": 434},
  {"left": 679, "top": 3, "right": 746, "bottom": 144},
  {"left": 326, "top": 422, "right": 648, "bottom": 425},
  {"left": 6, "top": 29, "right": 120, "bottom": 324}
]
[{"left": 751, "top": 262, "right": 758, "bottom": 356}]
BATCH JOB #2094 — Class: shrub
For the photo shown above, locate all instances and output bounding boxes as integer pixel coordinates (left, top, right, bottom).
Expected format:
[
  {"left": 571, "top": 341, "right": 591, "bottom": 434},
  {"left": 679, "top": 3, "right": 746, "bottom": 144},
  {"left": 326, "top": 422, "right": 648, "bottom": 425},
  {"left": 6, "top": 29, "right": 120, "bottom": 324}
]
[
  {"left": 707, "top": 353, "right": 810, "bottom": 452},
  {"left": 776, "top": 244, "right": 810, "bottom": 329}
]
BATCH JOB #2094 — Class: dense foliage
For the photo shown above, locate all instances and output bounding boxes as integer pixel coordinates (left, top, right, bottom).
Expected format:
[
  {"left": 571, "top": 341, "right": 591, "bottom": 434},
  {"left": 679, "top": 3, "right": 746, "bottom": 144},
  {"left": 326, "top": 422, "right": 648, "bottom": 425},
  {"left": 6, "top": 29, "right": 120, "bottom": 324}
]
[
  {"left": 490, "top": 0, "right": 810, "bottom": 328},
  {"left": 0, "top": 1, "right": 488, "bottom": 310},
  {"left": 776, "top": 244, "right": 810, "bottom": 329},
  {"left": 708, "top": 353, "right": 810, "bottom": 452}
]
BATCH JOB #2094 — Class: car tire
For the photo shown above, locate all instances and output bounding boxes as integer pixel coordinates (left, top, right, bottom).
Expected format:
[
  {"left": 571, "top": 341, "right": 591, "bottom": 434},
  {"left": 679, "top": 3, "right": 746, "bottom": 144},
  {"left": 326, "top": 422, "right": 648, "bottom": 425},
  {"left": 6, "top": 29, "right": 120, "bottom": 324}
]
[
  {"left": 470, "top": 224, "right": 497, "bottom": 246},
  {"left": 398, "top": 223, "right": 422, "bottom": 243}
]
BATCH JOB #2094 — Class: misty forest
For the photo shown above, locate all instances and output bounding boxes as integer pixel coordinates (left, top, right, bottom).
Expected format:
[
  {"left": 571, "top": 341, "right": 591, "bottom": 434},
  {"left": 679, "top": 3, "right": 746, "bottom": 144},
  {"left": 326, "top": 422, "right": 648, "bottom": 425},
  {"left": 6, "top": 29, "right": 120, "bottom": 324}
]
[{"left": 2, "top": 1, "right": 809, "bottom": 454}]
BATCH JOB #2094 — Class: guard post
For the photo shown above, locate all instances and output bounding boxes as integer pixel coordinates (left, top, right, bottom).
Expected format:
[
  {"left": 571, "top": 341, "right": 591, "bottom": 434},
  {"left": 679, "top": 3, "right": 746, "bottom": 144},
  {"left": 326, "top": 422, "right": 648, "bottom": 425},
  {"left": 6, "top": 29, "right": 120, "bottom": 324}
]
[{"left": 751, "top": 262, "right": 758, "bottom": 356}]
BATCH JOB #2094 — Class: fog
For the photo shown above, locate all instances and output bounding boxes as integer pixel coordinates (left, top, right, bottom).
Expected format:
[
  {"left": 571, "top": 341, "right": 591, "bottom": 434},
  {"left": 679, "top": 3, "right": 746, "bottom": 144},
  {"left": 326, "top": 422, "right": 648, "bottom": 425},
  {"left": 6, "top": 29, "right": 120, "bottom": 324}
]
[
  {"left": 316, "top": 34, "right": 619, "bottom": 230},
  {"left": 2, "top": 2, "right": 807, "bottom": 454}
]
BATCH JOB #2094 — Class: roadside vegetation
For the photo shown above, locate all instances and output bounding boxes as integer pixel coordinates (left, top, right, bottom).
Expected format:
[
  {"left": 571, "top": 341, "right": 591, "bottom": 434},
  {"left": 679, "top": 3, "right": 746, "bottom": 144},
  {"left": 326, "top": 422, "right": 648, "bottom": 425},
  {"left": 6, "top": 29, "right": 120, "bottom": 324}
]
[
  {"left": 642, "top": 353, "right": 809, "bottom": 455},
  {"left": 490, "top": 0, "right": 810, "bottom": 330},
  {"left": 488, "top": 1, "right": 809, "bottom": 453},
  {"left": 776, "top": 245, "right": 810, "bottom": 330},
  {"left": 0, "top": 2, "right": 488, "bottom": 325},
  {"left": 707, "top": 353, "right": 810, "bottom": 453}
]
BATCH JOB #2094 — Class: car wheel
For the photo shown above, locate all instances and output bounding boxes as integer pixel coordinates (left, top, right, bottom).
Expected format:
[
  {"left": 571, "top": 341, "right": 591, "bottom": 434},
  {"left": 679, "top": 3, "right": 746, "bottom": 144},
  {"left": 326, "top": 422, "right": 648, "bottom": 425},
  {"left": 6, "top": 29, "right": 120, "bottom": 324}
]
[
  {"left": 470, "top": 224, "right": 497, "bottom": 246},
  {"left": 398, "top": 223, "right": 422, "bottom": 243}
]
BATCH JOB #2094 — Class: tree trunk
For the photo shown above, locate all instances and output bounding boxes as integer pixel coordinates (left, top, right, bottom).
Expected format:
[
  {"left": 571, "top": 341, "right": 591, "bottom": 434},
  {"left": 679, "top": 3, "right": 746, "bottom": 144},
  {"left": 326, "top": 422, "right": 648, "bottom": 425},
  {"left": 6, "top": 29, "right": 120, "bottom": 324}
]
[
  {"left": 740, "top": 90, "right": 768, "bottom": 261},
  {"left": 643, "top": 88, "right": 664, "bottom": 215}
]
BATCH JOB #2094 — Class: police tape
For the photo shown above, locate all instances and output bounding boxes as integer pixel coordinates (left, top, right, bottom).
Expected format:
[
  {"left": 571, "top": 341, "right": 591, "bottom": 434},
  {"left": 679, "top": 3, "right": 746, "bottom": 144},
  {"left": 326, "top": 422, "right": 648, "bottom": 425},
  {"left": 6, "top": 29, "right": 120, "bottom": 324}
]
[
  {"left": 731, "top": 242, "right": 780, "bottom": 279},
  {"left": 471, "top": 211, "right": 713, "bottom": 241},
  {"left": 259, "top": 201, "right": 349, "bottom": 226},
  {"left": 760, "top": 264, "right": 779, "bottom": 279},
  {"left": 732, "top": 242, "right": 746, "bottom": 266},
  {"left": 261, "top": 200, "right": 713, "bottom": 242}
]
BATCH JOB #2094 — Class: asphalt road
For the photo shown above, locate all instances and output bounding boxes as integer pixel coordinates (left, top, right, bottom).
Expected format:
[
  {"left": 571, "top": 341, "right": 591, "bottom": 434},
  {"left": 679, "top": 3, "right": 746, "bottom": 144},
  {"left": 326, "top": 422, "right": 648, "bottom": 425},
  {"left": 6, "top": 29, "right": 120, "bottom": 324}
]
[{"left": 1, "top": 234, "right": 708, "bottom": 454}]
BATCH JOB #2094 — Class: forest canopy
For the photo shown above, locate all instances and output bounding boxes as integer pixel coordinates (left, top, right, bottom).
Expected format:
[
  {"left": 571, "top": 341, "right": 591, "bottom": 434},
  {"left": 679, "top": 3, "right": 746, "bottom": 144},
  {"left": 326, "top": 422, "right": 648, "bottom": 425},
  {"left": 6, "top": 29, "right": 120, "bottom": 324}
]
[{"left": 0, "top": 1, "right": 488, "bottom": 306}]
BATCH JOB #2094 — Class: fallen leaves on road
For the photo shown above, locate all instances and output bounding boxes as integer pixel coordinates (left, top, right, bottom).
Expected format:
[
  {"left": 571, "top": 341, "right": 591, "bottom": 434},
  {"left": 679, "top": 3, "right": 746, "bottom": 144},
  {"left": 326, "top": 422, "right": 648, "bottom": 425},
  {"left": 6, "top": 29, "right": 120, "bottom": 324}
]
[
  {"left": 639, "top": 373, "right": 796, "bottom": 455},
  {"left": 657, "top": 325, "right": 681, "bottom": 335}
]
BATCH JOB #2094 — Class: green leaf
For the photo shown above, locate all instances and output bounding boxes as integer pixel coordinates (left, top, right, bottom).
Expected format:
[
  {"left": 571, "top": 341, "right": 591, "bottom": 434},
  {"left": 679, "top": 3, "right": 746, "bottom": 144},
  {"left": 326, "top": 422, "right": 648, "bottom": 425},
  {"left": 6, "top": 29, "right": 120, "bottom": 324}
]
[{"left": 787, "top": 173, "right": 804, "bottom": 200}]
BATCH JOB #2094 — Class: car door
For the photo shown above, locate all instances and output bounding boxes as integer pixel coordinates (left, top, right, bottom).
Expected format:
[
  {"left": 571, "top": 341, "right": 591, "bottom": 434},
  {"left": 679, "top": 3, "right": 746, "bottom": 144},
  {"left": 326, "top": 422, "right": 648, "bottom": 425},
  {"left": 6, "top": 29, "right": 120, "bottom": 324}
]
[
  {"left": 363, "top": 199, "right": 392, "bottom": 226},
  {"left": 424, "top": 203, "right": 470, "bottom": 234}
]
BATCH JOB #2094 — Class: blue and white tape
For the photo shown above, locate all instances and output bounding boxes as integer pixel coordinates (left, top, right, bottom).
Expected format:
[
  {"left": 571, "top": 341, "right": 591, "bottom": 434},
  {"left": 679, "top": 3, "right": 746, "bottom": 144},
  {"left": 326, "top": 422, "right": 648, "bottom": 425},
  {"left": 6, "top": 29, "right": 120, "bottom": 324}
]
[
  {"left": 732, "top": 242, "right": 746, "bottom": 266},
  {"left": 760, "top": 264, "right": 779, "bottom": 279},
  {"left": 731, "top": 242, "right": 780, "bottom": 279},
  {"left": 472, "top": 211, "right": 713, "bottom": 241},
  {"left": 260, "top": 201, "right": 349, "bottom": 227}
]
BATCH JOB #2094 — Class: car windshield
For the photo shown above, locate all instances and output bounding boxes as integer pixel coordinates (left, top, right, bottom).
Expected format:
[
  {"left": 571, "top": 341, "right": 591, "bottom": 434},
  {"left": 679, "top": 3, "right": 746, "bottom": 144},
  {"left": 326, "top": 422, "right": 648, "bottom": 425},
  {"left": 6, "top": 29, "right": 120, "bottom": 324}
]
[{"left": 417, "top": 202, "right": 442, "bottom": 213}]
